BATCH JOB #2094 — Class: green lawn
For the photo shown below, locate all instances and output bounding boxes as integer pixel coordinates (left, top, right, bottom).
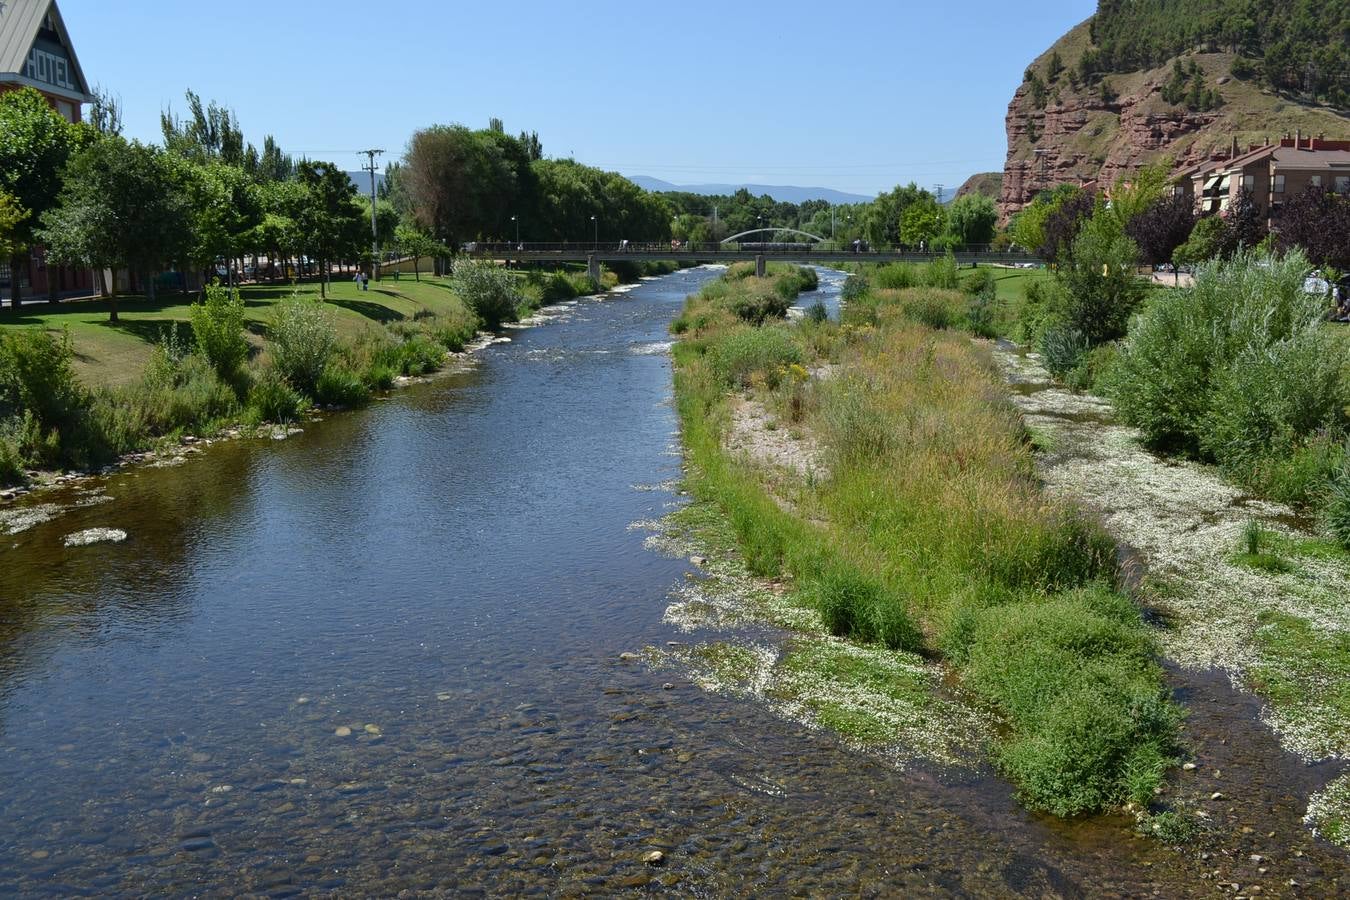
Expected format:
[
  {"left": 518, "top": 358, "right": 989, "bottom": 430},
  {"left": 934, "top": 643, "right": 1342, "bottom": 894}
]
[
  {"left": 971, "top": 264, "right": 1053, "bottom": 306},
  {"left": 0, "top": 276, "right": 467, "bottom": 387}
]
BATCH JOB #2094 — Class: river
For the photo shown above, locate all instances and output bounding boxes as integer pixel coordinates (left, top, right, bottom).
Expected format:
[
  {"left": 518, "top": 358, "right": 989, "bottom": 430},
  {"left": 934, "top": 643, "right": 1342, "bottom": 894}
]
[{"left": 0, "top": 267, "right": 1318, "bottom": 896}]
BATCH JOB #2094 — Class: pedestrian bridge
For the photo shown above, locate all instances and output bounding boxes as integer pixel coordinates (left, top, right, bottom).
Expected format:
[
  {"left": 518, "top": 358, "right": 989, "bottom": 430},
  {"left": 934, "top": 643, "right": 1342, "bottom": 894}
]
[{"left": 462, "top": 239, "right": 1041, "bottom": 279}]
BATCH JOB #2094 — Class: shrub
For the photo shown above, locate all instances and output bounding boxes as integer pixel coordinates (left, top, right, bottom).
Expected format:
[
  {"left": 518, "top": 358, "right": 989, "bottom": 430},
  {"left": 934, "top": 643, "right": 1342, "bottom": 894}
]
[
  {"left": 874, "top": 263, "right": 920, "bottom": 290},
  {"left": 1112, "top": 251, "right": 1347, "bottom": 462},
  {"left": 376, "top": 335, "right": 447, "bottom": 376},
  {"left": 899, "top": 289, "right": 966, "bottom": 330},
  {"left": 0, "top": 327, "right": 86, "bottom": 437},
  {"left": 246, "top": 368, "right": 307, "bottom": 424},
  {"left": 966, "top": 281, "right": 998, "bottom": 338},
  {"left": 923, "top": 251, "right": 961, "bottom": 290},
  {"left": 1325, "top": 460, "right": 1350, "bottom": 549},
  {"left": 1040, "top": 324, "right": 1089, "bottom": 379},
  {"left": 0, "top": 417, "right": 25, "bottom": 485},
  {"left": 315, "top": 364, "right": 372, "bottom": 407},
  {"left": 1066, "top": 343, "right": 1121, "bottom": 394},
  {"left": 270, "top": 297, "right": 339, "bottom": 395},
  {"left": 710, "top": 326, "right": 803, "bottom": 389},
  {"left": 1058, "top": 213, "right": 1147, "bottom": 345},
  {"left": 190, "top": 282, "right": 250, "bottom": 376},
  {"left": 805, "top": 300, "right": 829, "bottom": 324},
  {"left": 728, "top": 290, "right": 792, "bottom": 325},
  {"left": 452, "top": 258, "right": 523, "bottom": 328},
  {"left": 841, "top": 273, "right": 870, "bottom": 302}
]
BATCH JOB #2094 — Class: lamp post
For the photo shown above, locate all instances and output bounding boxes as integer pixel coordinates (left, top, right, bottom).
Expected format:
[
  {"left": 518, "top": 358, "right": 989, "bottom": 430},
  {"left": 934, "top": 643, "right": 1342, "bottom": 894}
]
[
  {"left": 591, "top": 215, "right": 598, "bottom": 248},
  {"left": 511, "top": 215, "right": 519, "bottom": 246}
]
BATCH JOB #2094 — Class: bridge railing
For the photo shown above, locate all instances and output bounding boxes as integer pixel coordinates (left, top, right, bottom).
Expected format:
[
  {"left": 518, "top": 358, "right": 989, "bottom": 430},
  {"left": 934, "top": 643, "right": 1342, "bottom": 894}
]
[{"left": 462, "top": 241, "right": 1025, "bottom": 256}]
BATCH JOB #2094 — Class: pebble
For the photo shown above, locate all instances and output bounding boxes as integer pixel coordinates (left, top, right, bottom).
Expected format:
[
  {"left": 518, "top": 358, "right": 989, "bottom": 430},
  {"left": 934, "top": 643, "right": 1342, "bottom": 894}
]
[
  {"left": 334, "top": 726, "right": 352, "bottom": 737},
  {"left": 30, "top": 850, "right": 48, "bottom": 860},
  {"left": 436, "top": 692, "right": 452, "bottom": 701},
  {"left": 690, "top": 556, "right": 707, "bottom": 567},
  {"left": 296, "top": 697, "right": 310, "bottom": 705},
  {"left": 1182, "top": 762, "right": 1197, "bottom": 771},
  {"left": 619, "top": 652, "right": 640, "bottom": 661},
  {"left": 1249, "top": 854, "right": 1264, "bottom": 863},
  {"left": 210, "top": 785, "right": 233, "bottom": 794},
  {"left": 364, "top": 724, "right": 382, "bottom": 735},
  {"left": 305, "top": 855, "right": 323, "bottom": 864},
  {"left": 191, "top": 752, "right": 211, "bottom": 763},
  {"left": 662, "top": 683, "right": 674, "bottom": 691},
  {"left": 643, "top": 850, "right": 665, "bottom": 866},
  {"left": 1210, "top": 791, "right": 1225, "bottom": 800}
]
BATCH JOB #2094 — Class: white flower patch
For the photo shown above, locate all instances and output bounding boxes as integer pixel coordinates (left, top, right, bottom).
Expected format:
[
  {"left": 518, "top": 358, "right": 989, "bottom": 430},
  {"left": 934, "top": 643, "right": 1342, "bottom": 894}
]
[
  {"left": 1305, "top": 773, "right": 1350, "bottom": 847},
  {"left": 994, "top": 346, "right": 1350, "bottom": 762}
]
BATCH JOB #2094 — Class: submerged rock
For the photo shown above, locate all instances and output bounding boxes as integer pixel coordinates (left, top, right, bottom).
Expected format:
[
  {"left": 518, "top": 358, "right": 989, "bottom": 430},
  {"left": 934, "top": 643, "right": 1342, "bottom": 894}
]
[{"left": 63, "top": 528, "right": 128, "bottom": 548}]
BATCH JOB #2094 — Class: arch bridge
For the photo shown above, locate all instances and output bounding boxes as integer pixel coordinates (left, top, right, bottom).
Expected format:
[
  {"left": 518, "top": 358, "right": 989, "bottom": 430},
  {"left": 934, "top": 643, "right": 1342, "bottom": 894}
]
[{"left": 461, "top": 239, "right": 1039, "bottom": 281}]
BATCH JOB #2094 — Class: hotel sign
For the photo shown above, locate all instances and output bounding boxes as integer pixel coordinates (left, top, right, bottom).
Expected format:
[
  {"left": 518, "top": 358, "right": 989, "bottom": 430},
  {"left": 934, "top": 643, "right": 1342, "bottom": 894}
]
[{"left": 25, "top": 46, "right": 76, "bottom": 91}]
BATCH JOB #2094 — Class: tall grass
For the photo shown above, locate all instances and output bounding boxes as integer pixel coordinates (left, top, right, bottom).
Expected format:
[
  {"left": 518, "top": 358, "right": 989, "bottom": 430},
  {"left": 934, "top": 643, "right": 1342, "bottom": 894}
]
[{"left": 672, "top": 268, "right": 1179, "bottom": 816}]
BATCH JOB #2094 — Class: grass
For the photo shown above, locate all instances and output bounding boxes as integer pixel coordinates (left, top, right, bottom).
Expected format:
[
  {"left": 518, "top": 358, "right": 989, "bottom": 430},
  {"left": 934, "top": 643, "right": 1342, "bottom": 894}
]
[
  {"left": 669, "top": 267, "right": 1180, "bottom": 817},
  {"left": 1250, "top": 611, "right": 1350, "bottom": 740},
  {"left": 0, "top": 276, "right": 473, "bottom": 388}
]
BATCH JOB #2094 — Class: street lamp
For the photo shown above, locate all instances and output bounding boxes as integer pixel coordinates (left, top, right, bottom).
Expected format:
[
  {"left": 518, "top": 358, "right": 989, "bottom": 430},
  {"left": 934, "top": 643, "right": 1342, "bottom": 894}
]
[
  {"left": 511, "top": 215, "right": 519, "bottom": 246},
  {"left": 591, "top": 215, "right": 598, "bottom": 248}
]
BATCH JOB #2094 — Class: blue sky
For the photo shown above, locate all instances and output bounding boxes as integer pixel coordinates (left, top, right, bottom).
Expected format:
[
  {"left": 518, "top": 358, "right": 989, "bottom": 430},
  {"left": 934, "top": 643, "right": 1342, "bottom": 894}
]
[{"left": 58, "top": 0, "right": 1095, "bottom": 198}]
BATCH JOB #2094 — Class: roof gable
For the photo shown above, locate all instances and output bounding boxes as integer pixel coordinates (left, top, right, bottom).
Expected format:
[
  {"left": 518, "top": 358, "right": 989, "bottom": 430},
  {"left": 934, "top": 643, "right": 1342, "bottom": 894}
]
[{"left": 0, "top": 0, "right": 91, "bottom": 102}]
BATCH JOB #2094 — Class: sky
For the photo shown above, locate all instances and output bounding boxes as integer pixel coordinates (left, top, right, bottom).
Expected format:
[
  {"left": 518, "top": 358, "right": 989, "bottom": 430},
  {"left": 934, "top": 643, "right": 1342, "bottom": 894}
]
[{"left": 56, "top": 0, "right": 1097, "bottom": 199}]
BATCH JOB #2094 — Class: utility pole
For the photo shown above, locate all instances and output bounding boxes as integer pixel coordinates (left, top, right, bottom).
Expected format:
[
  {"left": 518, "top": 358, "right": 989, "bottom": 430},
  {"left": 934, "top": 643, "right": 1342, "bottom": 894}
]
[
  {"left": 712, "top": 204, "right": 718, "bottom": 243},
  {"left": 361, "top": 149, "right": 384, "bottom": 281},
  {"left": 933, "top": 184, "right": 945, "bottom": 204}
]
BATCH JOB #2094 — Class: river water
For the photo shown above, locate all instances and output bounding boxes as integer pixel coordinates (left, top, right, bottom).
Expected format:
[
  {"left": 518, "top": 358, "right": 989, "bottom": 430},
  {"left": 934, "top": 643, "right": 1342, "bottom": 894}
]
[{"left": 0, "top": 268, "right": 1341, "bottom": 895}]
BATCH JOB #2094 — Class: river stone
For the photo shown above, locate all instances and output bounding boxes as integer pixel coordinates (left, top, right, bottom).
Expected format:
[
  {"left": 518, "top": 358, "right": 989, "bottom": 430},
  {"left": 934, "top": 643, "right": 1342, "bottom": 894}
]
[
  {"left": 334, "top": 726, "right": 352, "bottom": 737},
  {"left": 364, "top": 724, "right": 381, "bottom": 735},
  {"left": 63, "top": 528, "right": 128, "bottom": 548},
  {"left": 643, "top": 850, "right": 665, "bottom": 866}
]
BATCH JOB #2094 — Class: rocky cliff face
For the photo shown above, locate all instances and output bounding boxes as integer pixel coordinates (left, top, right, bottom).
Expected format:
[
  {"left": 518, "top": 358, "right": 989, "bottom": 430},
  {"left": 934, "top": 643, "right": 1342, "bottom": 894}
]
[{"left": 998, "top": 19, "right": 1349, "bottom": 222}]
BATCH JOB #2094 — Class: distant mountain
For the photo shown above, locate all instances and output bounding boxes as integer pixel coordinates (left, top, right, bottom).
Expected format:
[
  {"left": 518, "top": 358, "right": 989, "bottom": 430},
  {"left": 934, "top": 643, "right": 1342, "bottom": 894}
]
[
  {"left": 953, "top": 172, "right": 1003, "bottom": 202},
  {"left": 346, "top": 171, "right": 386, "bottom": 196},
  {"left": 628, "top": 176, "right": 872, "bottom": 205}
]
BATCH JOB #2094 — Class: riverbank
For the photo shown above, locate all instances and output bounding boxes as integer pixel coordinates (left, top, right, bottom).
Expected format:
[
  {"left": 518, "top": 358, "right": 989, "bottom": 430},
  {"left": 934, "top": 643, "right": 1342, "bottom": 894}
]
[
  {"left": 0, "top": 261, "right": 673, "bottom": 497},
  {"left": 997, "top": 341, "right": 1350, "bottom": 849},
  {"left": 663, "top": 265, "right": 1180, "bottom": 819},
  {"left": 657, "top": 262, "right": 1350, "bottom": 889}
]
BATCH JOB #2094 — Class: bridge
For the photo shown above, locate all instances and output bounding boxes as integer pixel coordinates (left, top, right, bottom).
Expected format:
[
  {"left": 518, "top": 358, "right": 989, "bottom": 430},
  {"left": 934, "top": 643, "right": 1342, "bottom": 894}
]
[{"left": 462, "top": 229, "right": 1040, "bottom": 282}]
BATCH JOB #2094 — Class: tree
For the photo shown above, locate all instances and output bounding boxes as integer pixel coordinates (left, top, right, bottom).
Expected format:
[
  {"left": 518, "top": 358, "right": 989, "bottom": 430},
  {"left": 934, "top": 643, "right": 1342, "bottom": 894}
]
[
  {"left": 294, "top": 161, "right": 363, "bottom": 297},
  {"left": 862, "top": 183, "right": 925, "bottom": 246},
  {"left": 178, "top": 160, "right": 262, "bottom": 286},
  {"left": 0, "top": 88, "right": 79, "bottom": 306},
  {"left": 1126, "top": 193, "right": 1198, "bottom": 268},
  {"left": 946, "top": 194, "right": 998, "bottom": 247},
  {"left": 1173, "top": 215, "right": 1229, "bottom": 268},
  {"left": 1038, "top": 188, "right": 1096, "bottom": 262},
  {"left": 394, "top": 224, "right": 443, "bottom": 281},
  {"left": 899, "top": 196, "right": 946, "bottom": 248},
  {"left": 0, "top": 192, "right": 26, "bottom": 261},
  {"left": 39, "top": 135, "right": 190, "bottom": 321},
  {"left": 1058, "top": 210, "right": 1146, "bottom": 346},
  {"left": 1275, "top": 187, "right": 1350, "bottom": 271}
]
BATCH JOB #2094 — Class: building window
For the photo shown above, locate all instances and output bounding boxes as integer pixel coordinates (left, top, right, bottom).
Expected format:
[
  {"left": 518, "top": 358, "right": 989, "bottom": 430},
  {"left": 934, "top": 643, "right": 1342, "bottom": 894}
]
[
  {"left": 1242, "top": 174, "right": 1256, "bottom": 192},
  {"left": 1337, "top": 176, "right": 1350, "bottom": 195},
  {"left": 55, "top": 101, "right": 75, "bottom": 122},
  {"left": 1273, "top": 175, "right": 1285, "bottom": 194},
  {"left": 1312, "top": 176, "right": 1323, "bottom": 188}
]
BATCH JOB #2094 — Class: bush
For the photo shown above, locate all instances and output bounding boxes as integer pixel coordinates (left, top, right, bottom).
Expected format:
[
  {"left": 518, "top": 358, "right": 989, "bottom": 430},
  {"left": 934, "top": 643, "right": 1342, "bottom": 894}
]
[
  {"left": 728, "top": 290, "right": 792, "bottom": 325},
  {"left": 1066, "top": 343, "right": 1121, "bottom": 394},
  {"left": 1040, "top": 324, "right": 1089, "bottom": 379},
  {"left": 452, "top": 258, "right": 523, "bottom": 328},
  {"left": 1112, "top": 251, "right": 1347, "bottom": 462},
  {"left": 874, "top": 263, "right": 920, "bottom": 290},
  {"left": 246, "top": 368, "right": 307, "bottom": 424},
  {"left": 270, "top": 297, "right": 339, "bottom": 395},
  {"left": 376, "top": 335, "right": 447, "bottom": 376},
  {"left": 900, "top": 289, "right": 966, "bottom": 330},
  {"left": 805, "top": 300, "right": 829, "bottom": 324},
  {"left": 966, "top": 590, "right": 1177, "bottom": 815},
  {"left": 966, "top": 281, "right": 998, "bottom": 338},
  {"left": 841, "top": 273, "right": 870, "bottom": 302},
  {"left": 923, "top": 251, "right": 960, "bottom": 290},
  {"left": 315, "top": 364, "right": 372, "bottom": 407},
  {"left": 1059, "top": 213, "right": 1147, "bottom": 345},
  {"left": 0, "top": 417, "right": 26, "bottom": 485},
  {"left": 0, "top": 327, "right": 86, "bottom": 438},
  {"left": 190, "top": 283, "right": 250, "bottom": 376},
  {"left": 710, "top": 326, "right": 803, "bottom": 389},
  {"left": 1324, "top": 460, "right": 1350, "bottom": 549}
]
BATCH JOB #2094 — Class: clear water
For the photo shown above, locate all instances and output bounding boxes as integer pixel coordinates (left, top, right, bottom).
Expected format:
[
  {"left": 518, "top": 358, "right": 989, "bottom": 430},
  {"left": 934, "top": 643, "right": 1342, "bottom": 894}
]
[{"left": 0, "top": 268, "right": 1345, "bottom": 895}]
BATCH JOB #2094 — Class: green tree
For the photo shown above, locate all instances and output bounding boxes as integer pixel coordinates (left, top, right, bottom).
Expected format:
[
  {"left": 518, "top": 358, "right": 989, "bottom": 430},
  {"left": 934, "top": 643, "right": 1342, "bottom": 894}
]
[
  {"left": 0, "top": 192, "right": 26, "bottom": 261},
  {"left": 393, "top": 224, "right": 443, "bottom": 281},
  {"left": 294, "top": 160, "right": 363, "bottom": 297},
  {"left": 39, "top": 135, "right": 190, "bottom": 321},
  {"left": 946, "top": 194, "right": 999, "bottom": 247},
  {"left": 0, "top": 88, "right": 79, "bottom": 306},
  {"left": 1058, "top": 209, "right": 1146, "bottom": 345},
  {"left": 899, "top": 196, "right": 947, "bottom": 248},
  {"left": 178, "top": 160, "right": 263, "bottom": 286}
]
